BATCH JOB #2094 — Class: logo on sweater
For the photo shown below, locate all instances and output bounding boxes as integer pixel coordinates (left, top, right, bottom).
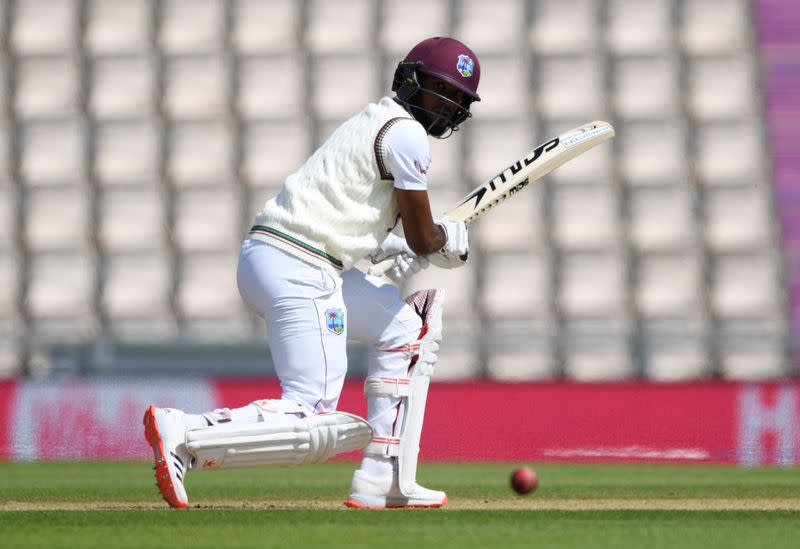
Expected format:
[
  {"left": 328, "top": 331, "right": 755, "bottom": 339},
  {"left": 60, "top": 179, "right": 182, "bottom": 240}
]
[
  {"left": 325, "top": 308, "right": 345, "bottom": 335},
  {"left": 457, "top": 55, "right": 474, "bottom": 78}
]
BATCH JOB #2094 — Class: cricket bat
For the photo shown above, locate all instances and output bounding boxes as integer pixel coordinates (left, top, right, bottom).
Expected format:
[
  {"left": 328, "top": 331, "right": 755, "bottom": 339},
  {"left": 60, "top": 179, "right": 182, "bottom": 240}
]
[{"left": 371, "top": 120, "right": 615, "bottom": 275}]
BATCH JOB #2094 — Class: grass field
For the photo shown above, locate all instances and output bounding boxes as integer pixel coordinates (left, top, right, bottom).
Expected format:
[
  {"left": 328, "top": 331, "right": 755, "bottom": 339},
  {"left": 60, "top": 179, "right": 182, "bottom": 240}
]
[{"left": 1, "top": 461, "right": 799, "bottom": 548}]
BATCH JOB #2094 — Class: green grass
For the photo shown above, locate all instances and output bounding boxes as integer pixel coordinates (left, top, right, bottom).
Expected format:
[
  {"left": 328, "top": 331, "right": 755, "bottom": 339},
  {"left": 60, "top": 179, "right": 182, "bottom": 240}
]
[{"left": 1, "top": 462, "right": 799, "bottom": 548}]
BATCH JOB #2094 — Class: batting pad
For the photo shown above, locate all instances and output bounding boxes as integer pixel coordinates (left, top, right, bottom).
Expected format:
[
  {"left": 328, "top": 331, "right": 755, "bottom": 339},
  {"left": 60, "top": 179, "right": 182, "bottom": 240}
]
[
  {"left": 185, "top": 412, "right": 373, "bottom": 470},
  {"left": 364, "top": 288, "right": 444, "bottom": 497}
]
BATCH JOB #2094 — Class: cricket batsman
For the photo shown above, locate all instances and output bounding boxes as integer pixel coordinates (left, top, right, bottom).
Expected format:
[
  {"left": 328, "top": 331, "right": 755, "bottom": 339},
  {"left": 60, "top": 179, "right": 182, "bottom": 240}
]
[{"left": 143, "top": 37, "right": 480, "bottom": 509}]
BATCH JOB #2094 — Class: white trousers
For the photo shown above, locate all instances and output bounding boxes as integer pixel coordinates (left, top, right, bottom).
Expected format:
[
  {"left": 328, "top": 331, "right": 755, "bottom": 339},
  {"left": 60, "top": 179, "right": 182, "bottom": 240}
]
[{"left": 236, "top": 240, "right": 422, "bottom": 439}]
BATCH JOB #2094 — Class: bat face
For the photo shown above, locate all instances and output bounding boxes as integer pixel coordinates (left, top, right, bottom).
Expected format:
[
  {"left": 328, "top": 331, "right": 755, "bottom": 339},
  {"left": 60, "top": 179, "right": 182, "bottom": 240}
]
[
  {"left": 445, "top": 121, "right": 615, "bottom": 224},
  {"left": 456, "top": 137, "right": 560, "bottom": 218}
]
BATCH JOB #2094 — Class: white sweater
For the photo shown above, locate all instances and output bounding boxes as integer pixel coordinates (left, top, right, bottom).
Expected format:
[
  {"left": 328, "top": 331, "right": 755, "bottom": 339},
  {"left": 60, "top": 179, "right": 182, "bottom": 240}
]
[{"left": 248, "top": 97, "right": 428, "bottom": 274}]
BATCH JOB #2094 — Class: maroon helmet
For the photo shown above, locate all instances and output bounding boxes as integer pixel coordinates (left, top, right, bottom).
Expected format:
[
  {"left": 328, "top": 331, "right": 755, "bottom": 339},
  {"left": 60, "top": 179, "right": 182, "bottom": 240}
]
[{"left": 392, "top": 37, "right": 481, "bottom": 138}]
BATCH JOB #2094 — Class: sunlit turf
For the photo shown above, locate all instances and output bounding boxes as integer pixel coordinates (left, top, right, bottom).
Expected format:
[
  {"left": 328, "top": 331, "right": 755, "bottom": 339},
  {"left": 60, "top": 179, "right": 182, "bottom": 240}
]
[{"left": 1, "top": 461, "right": 799, "bottom": 548}]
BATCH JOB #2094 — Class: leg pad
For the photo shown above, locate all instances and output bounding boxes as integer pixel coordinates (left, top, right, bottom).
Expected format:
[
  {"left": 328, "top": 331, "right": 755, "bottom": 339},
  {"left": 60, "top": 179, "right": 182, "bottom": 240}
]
[
  {"left": 364, "top": 288, "right": 444, "bottom": 496},
  {"left": 186, "top": 411, "right": 373, "bottom": 470}
]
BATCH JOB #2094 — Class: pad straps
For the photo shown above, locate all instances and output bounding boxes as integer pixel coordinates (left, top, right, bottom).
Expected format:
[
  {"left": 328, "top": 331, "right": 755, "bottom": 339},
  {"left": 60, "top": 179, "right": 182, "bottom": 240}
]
[
  {"left": 364, "top": 376, "right": 410, "bottom": 398},
  {"left": 365, "top": 436, "right": 401, "bottom": 457},
  {"left": 363, "top": 376, "right": 409, "bottom": 457}
]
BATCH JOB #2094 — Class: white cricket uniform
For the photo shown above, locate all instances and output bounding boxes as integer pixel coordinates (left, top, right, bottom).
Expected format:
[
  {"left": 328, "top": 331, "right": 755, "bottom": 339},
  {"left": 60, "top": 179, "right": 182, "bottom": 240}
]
[{"left": 236, "top": 96, "right": 432, "bottom": 452}]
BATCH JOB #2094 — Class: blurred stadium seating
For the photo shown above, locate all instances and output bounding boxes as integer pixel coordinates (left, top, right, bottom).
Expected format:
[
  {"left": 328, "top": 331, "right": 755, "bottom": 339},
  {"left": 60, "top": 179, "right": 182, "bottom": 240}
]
[{"left": 0, "top": 0, "right": 792, "bottom": 380}]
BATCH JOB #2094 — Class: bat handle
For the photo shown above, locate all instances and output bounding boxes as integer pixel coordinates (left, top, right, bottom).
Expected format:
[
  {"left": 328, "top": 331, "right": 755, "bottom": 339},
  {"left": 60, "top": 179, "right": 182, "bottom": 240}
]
[
  {"left": 368, "top": 251, "right": 467, "bottom": 278},
  {"left": 367, "top": 257, "right": 395, "bottom": 277}
]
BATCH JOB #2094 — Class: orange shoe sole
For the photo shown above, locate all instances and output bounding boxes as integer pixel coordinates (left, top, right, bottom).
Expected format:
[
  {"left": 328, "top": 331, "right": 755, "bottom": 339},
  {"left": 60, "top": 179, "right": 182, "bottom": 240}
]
[
  {"left": 344, "top": 494, "right": 447, "bottom": 510},
  {"left": 143, "top": 405, "right": 187, "bottom": 509},
  {"left": 343, "top": 499, "right": 385, "bottom": 510}
]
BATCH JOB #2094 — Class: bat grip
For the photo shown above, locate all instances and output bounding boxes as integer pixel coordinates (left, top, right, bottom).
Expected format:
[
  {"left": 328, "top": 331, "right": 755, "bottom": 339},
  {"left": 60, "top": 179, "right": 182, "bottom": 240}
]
[
  {"left": 367, "top": 257, "right": 395, "bottom": 277},
  {"left": 367, "top": 216, "right": 469, "bottom": 277}
]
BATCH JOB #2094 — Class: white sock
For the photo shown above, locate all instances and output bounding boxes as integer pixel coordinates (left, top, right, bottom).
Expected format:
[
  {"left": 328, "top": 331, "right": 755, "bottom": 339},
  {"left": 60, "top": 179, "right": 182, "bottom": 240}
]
[{"left": 360, "top": 455, "right": 394, "bottom": 478}]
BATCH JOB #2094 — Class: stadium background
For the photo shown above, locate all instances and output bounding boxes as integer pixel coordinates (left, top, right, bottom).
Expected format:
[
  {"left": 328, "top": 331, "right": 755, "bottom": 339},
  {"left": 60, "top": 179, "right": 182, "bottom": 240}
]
[{"left": 0, "top": 0, "right": 799, "bottom": 465}]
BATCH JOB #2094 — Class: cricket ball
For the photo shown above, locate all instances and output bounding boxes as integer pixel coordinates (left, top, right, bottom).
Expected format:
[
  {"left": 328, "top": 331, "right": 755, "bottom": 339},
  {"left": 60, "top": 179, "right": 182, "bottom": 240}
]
[{"left": 510, "top": 466, "right": 538, "bottom": 495}]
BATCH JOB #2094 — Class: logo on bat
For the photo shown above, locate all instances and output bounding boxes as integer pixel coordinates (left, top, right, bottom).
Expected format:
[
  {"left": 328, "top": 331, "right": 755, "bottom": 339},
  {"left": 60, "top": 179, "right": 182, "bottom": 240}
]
[
  {"left": 458, "top": 138, "right": 559, "bottom": 211},
  {"left": 509, "top": 178, "right": 529, "bottom": 194},
  {"left": 461, "top": 186, "right": 489, "bottom": 210}
]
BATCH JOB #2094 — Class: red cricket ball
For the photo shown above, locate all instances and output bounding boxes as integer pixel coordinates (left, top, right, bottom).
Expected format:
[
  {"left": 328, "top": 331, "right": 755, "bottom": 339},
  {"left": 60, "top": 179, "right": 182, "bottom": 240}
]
[{"left": 510, "top": 466, "right": 538, "bottom": 495}]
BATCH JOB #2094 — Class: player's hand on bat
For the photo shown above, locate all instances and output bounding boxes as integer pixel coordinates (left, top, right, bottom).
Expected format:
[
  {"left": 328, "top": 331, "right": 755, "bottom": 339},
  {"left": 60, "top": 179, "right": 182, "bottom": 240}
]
[
  {"left": 384, "top": 253, "right": 429, "bottom": 284},
  {"left": 429, "top": 219, "right": 469, "bottom": 269},
  {"left": 368, "top": 233, "right": 430, "bottom": 283},
  {"left": 368, "top": 233, "right": 413, "bottom": 264}
]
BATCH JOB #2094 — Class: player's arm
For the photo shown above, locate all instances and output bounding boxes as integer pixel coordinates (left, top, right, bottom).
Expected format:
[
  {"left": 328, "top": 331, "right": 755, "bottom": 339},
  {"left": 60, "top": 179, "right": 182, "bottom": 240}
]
[
  {"left": 395, "top": 189, "right": 446, "bottom": 256},
  {"left": 383, "top": 120, "right": 468, "bottom": 269},
  {"left": 395, "top": 188, "right": 468, "bottom": 268}
]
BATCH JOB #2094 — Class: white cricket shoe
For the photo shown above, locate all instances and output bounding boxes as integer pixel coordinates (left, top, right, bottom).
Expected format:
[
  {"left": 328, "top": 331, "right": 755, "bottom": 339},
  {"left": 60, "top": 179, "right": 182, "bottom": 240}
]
[
  {"left": 143, "top": 405, "right": 192, "bottom": 509},
  {"left": 344, "top": 468, "right": 447, "bottom": 509}
]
